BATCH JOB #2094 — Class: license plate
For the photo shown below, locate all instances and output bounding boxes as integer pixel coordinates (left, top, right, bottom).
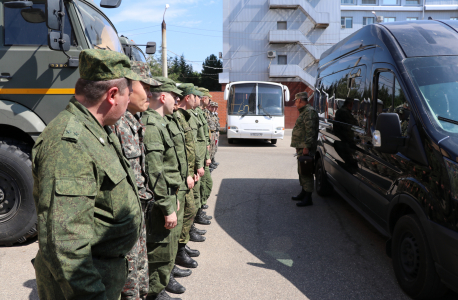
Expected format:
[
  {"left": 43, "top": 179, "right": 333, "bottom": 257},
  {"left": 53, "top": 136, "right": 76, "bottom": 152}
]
[{"left": 250, "top": 133, "right": 263, "bottom": 136}]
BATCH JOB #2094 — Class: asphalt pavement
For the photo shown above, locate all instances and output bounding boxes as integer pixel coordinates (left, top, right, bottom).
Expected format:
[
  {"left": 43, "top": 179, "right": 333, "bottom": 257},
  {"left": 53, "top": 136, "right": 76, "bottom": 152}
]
[{"left": 1, "top": 129, "right": 457, "bottom": 300}]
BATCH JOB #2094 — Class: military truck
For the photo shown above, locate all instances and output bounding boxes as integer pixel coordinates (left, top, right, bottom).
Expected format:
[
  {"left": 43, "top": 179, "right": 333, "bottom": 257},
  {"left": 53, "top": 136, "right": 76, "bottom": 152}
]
[
  {"left": 119, "top": 35, "right": 155, "bottom": 63},
  {"left": 0, "top": 0, "right": 151, "bottom": 246}
]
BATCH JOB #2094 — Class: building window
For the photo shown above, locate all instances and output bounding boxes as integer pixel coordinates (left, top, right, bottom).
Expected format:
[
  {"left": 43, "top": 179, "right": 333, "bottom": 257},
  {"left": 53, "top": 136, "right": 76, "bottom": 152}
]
[
  {"left": 341, "top": 0, "right": 355, "bottom": 4},
  {"left": 363, "top": 17, "right": 375, "bottom": 25},
  {"left": 382, "top": 0, "right": 399, "bottom": 5},
  {"left": 406, "top": 17, "right": 418, "bottom": 20},
  {"left": 341, "top": 17, "right": 353, "bottom": 28},
  {"left": 278, "top": 55, "right": 287, "bottom": 65},
  {"left": 384, "top": 17, "right": 396, "bottom": 22},
  {"left": 451, "top": 17, "right": 458, "bottom": 20},
  {"left": 277, "top": 21, "right": 287, "bottom": 30},
  {"left": 405, "top": 0, "right": 420, "bottom": 4},
  {"left": 362, "top": 0, "right": 377, "bottom": 4}
]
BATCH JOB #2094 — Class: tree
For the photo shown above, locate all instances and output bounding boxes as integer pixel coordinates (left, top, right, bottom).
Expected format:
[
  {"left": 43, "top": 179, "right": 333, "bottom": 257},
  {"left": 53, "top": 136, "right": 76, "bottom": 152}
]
[{"left": 201, "top": 54, "right": 222, "bottom": 91}]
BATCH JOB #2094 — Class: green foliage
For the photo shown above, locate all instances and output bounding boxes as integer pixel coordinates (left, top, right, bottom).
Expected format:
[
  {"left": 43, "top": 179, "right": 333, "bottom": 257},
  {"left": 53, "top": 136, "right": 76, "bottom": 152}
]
[{"left": 201, "top": 54, "right": 222, "bottom": 91}]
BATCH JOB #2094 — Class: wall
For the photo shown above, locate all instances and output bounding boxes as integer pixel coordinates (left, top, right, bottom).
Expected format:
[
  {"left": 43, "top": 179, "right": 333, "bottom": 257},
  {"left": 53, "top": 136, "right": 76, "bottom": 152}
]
[{"left": 209, "top": 91, "right": 227, "bottom": 130}]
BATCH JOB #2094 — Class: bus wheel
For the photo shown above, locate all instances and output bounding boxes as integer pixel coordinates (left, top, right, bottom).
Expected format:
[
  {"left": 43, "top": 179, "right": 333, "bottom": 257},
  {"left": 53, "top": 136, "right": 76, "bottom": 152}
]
[
  {"left": 0, "top": 139, "right": 37, "bottom": 246},
  {"left": 392, "top": 215, "right": 448, "bottom": 299},
  {"left": 270, "top": 139, "right": 277, "bottom": 144},
  {"left": 228, "top": 138, "right": 234, "bottom": 144}
]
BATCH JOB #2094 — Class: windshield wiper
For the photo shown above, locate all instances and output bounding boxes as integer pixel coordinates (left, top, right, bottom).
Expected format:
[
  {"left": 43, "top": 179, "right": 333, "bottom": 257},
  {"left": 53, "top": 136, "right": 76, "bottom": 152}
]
[
  {"left": 241, "top": 112, "right": 249, "bottom": 118},
  {"left": 258, "top": 104, "right": 272, "bottom": 118},
  {"left": 438, "top": 116, "right": 458, "bottom": 126}
]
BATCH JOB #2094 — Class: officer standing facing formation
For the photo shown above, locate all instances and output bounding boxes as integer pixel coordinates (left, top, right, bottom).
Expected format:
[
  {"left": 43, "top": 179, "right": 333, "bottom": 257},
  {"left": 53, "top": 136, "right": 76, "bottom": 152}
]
[
  {"left": 32, "top": 50, "right": 144, "bottom": 299},
  {"left": 291, "top": 92, "right": 319, "bottom": 207},
  {"left": 209, "top": 102, "right": 220, "bottom": 171}
]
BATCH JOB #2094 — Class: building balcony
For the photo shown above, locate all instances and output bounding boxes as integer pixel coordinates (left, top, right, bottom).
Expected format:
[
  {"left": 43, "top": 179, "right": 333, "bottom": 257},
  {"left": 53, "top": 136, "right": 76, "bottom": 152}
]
[
  {"left": 269, "top": 65, "right": 316, "bottom": 88},
  {"left": 269, "top": 0, "right": 330, "bottom": 28},
  {"left": 269, "top": 30, "right": 324, "bottom": 60}
]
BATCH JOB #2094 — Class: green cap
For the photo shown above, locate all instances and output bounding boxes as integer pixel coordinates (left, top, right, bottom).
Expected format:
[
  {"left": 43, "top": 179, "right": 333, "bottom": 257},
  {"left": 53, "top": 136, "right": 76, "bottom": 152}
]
[
  {"left": 193, "top": 86, "right": 204, "bottom": 97},
  {"left": 177, "top": 83, "right": 195, "bottom": 97},
  {"left": 79, "top": 49, "right": 142, "bottom": 81},
  {"left": 197, "top": 87, "right": 211, "bottom": 97},
  {"left": 295, "top": 92, "right": 309, "bottom": 100},
  {"left": 131, "top": 61, "right": 161, "bottom": 87},
  {"left": 150, "top": 77, "right": 183, "bottom": 96}
]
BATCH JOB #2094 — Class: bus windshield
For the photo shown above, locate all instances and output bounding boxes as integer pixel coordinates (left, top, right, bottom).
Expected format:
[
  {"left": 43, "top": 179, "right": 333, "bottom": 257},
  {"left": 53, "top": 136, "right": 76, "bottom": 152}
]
[
  {"left": 228, "top": 83, "right": 283, "bottom": 116},
  {"left": 76, "top": 1, "right": 123, "bottom": 53}
]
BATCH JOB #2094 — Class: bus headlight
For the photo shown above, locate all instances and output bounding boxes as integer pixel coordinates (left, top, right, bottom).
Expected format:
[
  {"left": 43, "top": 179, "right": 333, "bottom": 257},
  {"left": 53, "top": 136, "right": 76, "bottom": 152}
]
[
  {"left": 276, "top": 127, "right": 284, "bottom": 130},
  {"left": 228, "top": 126, "right": 238, "bottom": 130}
]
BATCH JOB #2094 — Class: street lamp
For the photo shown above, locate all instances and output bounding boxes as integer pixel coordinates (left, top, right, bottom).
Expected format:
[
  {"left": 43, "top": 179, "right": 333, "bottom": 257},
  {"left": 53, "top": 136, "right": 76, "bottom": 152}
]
[{"left": 162, "top": 4, "right": 169, "bottom": 78}]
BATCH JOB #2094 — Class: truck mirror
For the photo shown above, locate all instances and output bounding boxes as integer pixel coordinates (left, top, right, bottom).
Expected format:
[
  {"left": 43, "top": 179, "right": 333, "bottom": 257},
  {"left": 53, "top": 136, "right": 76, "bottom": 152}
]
[
  {"left": 223, "top": 84, "right": 230, "bottom": 100},
  {"left": 21, "top": 8, "right": 46, "bottom": 23},
  {"left": 48, "top": 32, "right": 70, "bottom": 52},
  {"left": 374, "top": 113, "right": 405, "bottom": 154},
  {"left": 284, "top": 87, "right": 290, "bottom": 102},
  {"left": 4, "top": 0, "right": 33, "bottom": 8},
  {"left": 146, "top": 42, "right": 156, "bottom": 54},
  {"left": 100, "top": 0, "right": 122, "bottom": 8},
  {"left": 45, "top": 0, "right": 62, "bottom": 30}
]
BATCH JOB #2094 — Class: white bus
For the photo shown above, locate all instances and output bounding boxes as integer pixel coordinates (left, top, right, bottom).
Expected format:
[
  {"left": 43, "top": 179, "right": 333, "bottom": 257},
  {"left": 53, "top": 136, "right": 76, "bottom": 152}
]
[{"left": 223, "top": 81, "right": 290, "bottom": 144}]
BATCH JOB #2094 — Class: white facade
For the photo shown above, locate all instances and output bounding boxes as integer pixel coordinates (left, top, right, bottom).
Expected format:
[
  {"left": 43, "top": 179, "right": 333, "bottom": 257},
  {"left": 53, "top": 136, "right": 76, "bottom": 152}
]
[{"left": 220, "top": 0, "right": 458, "bottom": 89}]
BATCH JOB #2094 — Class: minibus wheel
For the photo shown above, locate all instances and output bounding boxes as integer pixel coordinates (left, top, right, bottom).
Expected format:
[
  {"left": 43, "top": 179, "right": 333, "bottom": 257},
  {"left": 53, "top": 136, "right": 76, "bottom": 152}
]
[
  {"left": 270, "top": 139, "right": 277, "bottom": 144},
  {"left": 228, "top": 139, "right": 234, "bottom": 144},
  {"left": 392, "top": 214, "right": 448, "bottom": 299},
  {"left": 0, "top": 139, "right": 37, "bottom": 246},
  {"left": 315, "top": 157, "right": 331, "bottom": 196}
]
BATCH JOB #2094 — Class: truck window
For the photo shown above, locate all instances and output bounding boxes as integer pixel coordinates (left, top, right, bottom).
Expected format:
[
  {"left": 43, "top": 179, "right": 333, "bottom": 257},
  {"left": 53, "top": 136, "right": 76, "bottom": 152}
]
[
  {"left": 4, "top": 4, "right": 76, "bottom": 46},
  {"left": 376, "top": 71, "right": 410, "bottom": 136}
]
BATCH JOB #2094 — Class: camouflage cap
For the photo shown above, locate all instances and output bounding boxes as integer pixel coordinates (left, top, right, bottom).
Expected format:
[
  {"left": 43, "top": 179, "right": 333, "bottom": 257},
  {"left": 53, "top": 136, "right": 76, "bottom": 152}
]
[
  {"left": 130, "top": 61, "right": 161, "bottom": 87},
  {"left": 295, "top": 92, "right": 309, "bottom": 100},
  {"left": 150, "top": 77, "right": 183, "bottom": 96},
  {"left": 197, "top": 87, "right": 211, "bottom": 97},
  {"left": 79, "top": 49, "right": 142, "bottom": 81},
  {"left": 177, "top": 83, "right": 195, "bottom": 97},
  {"left": 193, "top": 86, "right": 204, "bottom": 97},
  {"left": 210, "top": 102, "right": 218, "bottom": 107}
]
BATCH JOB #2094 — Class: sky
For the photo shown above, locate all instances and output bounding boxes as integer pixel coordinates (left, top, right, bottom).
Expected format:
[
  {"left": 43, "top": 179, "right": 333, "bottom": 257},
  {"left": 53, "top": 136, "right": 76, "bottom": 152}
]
[{"left": 98, "top": 0, "right": 223, "bottom": 72}]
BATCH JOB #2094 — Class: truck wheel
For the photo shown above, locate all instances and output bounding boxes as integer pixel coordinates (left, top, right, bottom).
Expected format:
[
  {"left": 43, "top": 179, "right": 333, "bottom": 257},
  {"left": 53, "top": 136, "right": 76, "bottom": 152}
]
[
  {"left": 0, "top": 139, "right": 37, "bottom": 246},
  {"left": 228, "top": 138, "right": 234, "bottom": 144},
  {"left": 270, "top": 139, "right": 277, "bottom": 144},
  {"left": 391, "top": 214, "right": 448, "bottom": 299},
  {"left": 315, "top": 157, "right": 331, "bottom": 196}
]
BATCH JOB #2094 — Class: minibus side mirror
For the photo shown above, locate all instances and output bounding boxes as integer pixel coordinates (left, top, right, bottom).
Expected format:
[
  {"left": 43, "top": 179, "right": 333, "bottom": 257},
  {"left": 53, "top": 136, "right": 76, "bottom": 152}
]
[
  {"left": 100, "top": 0, "right": 122, "bottom": 8},
  {"left": 223, "top": 84, "right": 230, "bottom": 100},
  {"left": 146, "top": 42, "right": 156, "bottom": 54},
  {"left": 284, "top": 86, "right": 290, "bottom": 102},
  {"left": 374, "top": 113, "right": 406, "bottom": 154}
]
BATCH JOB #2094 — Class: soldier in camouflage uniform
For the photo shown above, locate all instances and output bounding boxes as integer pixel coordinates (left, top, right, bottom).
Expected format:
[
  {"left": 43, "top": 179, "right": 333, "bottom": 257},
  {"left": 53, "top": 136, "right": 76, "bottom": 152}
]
[
  {"left": 291, "top": 92, "right": 319, "bottom": 207},
  {"left": 213, "top": 102, "right": 220, "bottom": 165},
  {"left": 111, "top": 61, "right": 161, "bottom": 300},
  {"left": 208, "top": 102, "right": 219, "bottom": 172},
  {"left": 32, "top": 50, "right": 143, "bottom": 300},
  {"left": 142, "top": 78, "right": 183, "bottom": 300}
]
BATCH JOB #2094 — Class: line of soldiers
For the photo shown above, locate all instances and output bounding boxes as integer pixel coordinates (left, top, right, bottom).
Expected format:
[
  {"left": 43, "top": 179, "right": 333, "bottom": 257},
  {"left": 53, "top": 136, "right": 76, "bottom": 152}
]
[{"left": 32, "top": 49, "right": 220, "bottom": 300}]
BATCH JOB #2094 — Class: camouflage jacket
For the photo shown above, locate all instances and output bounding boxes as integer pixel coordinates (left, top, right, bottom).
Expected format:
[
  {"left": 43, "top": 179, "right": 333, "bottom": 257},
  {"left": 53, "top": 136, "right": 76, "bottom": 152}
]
[
  {"left": 208, "top": 113, "right": 218, "bottom": 131},
  {"left": 191, "top": 108, "right": 207, "bottom": 168},
  {"left": 142, "top": 109, "right": 181, "bottom": 217},
  {"left": 176, "top": 108, "right": 197, "bottom": 176},
  {"left": 32, "top": 97, "right": 141, "bottom": 299},
  {"left": 166, "top": 112, "right": 188, "bottom": 181},
  {"left": 215, "top": 113, "right": 220, "bottom": 132},
  {"left": 196, "top": 107, "right": 211, "bottom": 160},
  {"left": 291, "top": 104, "right": 319, "bottom": 150},
  {"left": 111, "top": 110, "right": 153, "bottom": 203}
]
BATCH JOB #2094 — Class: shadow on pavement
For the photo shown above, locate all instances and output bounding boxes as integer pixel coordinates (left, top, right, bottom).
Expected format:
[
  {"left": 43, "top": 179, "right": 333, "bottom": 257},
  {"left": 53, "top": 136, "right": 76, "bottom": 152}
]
[
  {"left": 214, "top": 178, "right": 458, "bottom": 300},
  {"left": 24, "top": 279, "right": 38, "bottom": 300},
  {"left": 218, "top": 134, "right": 277, "bottom": 148}
]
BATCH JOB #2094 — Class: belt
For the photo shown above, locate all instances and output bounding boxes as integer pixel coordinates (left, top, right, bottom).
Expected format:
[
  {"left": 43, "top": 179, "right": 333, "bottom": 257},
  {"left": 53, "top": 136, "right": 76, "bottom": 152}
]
[{"left": 169, "top": 187, "right": 178, "bottom": 195}]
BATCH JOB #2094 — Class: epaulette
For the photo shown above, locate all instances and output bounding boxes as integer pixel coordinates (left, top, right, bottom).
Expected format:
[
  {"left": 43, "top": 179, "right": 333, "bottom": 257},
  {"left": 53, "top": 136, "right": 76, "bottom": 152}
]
[
  {"left": 147, "top": 115, "right": 157, "bottom": 125},
  {"left": 62, "top": 116, "right": 82, "bottom": 143}
]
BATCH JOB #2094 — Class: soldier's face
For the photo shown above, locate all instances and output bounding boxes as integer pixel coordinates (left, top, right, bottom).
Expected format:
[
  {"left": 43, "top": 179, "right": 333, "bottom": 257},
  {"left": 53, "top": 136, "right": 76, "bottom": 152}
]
[
  {"left": 106, "top": 85, "right": 130, "bottom": 125},
  {"left": 128, "top": 81, "right": 150, "bottom": 114},
  {"left": 295, "top": 98, "right": 306, "bottom": 110},
  {"left": 163, "top": 92, "right": 178, "bottom": 115},
  {"left": 202, "top": 96, "right": 209, "bottom": 106},
  {"left": 195, "top": 95, "right": 201, "bottom": 108}
]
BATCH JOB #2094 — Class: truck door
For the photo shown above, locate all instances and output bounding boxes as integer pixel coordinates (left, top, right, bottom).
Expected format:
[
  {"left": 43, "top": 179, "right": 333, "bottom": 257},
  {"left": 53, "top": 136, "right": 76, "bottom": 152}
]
[{"left": 0, "top": 2, "right": 80, "bottom": 125}]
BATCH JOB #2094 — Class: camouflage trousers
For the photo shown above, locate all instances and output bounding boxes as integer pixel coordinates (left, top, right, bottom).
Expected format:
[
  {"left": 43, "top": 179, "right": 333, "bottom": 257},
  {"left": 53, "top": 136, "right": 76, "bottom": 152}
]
[
  {"left": 297, "top": 148, "right": 315, "bottom": 192},
  {"left": 210, "top": 132, "right": 217, "bottom": 160},
  {"left": 200, "top": 166, "right": 213, "bottom": 206},
  {"left": 121, "top": 219, "right": 149, "bottom": 300},
  {"left": 193, "top": 179, "right": 202, "bottom": 210},
  {"left": 179, "top": 188, "right": 198, "bottom": 244}
]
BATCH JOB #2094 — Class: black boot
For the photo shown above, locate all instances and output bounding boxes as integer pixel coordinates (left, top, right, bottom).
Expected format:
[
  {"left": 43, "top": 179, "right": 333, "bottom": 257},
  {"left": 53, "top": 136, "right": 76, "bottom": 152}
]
[
  {"left": 194, "top": 209, "right": 211, "bottom": 225},
  {"left": 189, "top": 231, "right": 206, "bottom": 242},
  {"left": 165, "top": 273, "right": 186, "bottom": 294},
  {"left": 190, "top": 224, "right": 206, "bottom": 235},
  {"left": 146, "top": 289, "right": 182, "bottom": 300},
  {"left": 199, "top": 209, "right": 212, "bottom": 220},
  {"left": 175, "top": 244, "right": 198, "bottom": 268},
  {"left": 172, "top": 265, "right": 192, "bottom": 278},
  {"left": 296, "top": 192, "right": 313, "bottom": 207},
  {"left": 292, "top": 189, "right": 307, "bottom": 201},
  {"left": 201, "top": 204, "right": 209, "bottom": 210},
  {"left": 185, "top": 244, "right": 200, "bottom": 257}
]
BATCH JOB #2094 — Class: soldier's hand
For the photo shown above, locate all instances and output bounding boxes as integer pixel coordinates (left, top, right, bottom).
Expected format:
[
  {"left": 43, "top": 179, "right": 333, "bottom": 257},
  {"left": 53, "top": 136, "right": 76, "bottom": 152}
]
[
  {"left": 177, "top": 200, "right": 180, "bottom": 212},
  {"left": 164, "top": 212, "right": 177, "bottom": 229},
  {"left": 197, "top": 167, "right": 205, "bottom": 177},
  {"left": 207, "top": 145, "right": 210, "bottom": 151},
  {"left": 187, "top": 176, "right": 195, "bottom": 189},
  {"left": 194, "top": 174, "right": 200, "bottom": 182},
  {"left": 303, "top": 148, "right": 309, "bottom": 156},
  {"left": 205, "top": 159, "right": 211, "bottom": 167}
]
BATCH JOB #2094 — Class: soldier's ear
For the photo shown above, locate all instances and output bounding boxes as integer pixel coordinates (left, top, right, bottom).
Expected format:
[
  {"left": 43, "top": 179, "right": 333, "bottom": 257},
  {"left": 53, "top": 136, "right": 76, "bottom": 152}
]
[{"left": 106, "top": 87, "right": 120, "bottom": 106}]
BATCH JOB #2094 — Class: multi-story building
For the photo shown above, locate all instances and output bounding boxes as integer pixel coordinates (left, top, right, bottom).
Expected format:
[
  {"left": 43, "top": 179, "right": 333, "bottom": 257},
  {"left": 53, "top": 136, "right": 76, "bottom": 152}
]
[{"left": 219, "top": 0, "right": 458, "bottom": 127}]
